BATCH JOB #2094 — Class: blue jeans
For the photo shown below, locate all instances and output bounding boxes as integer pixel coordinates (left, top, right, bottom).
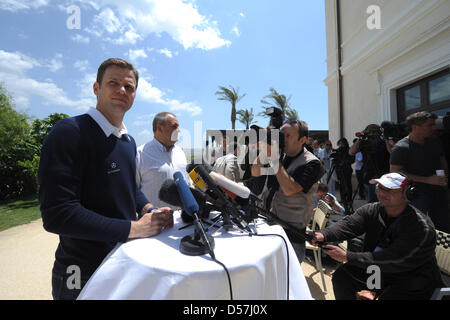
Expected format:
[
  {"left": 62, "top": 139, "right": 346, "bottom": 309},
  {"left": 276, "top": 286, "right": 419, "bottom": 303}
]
[{"left": 411, "top": 189, "right": 449, "bottom": 233}]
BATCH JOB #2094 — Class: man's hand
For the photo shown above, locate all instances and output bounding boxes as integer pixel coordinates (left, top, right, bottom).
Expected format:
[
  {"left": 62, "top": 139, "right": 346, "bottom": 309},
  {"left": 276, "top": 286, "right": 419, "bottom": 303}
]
[
  {"left": 129, "top": 207, "right": 174, "bottom": 239},
  {"left": 322, "top": 244, "right": 348, "bottom": 263},
  {"left": 309, "top": 232, "right": 324, "bottom": 246},
  {"left": 427, "top": 174, "right": 447, "bottom": 187}
]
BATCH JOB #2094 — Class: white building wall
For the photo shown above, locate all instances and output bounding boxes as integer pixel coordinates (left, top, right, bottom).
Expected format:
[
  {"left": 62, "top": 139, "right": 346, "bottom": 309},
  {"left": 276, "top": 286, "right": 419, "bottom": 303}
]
[{"left": 324, "top": 0, "right": 450, "bottom": 145}]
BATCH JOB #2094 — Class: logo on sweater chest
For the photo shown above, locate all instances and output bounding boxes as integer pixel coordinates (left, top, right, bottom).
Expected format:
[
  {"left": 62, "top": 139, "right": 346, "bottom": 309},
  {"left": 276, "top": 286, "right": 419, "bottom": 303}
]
[{"left": 106, "top": 160, "right": 121, "bottom": 174}]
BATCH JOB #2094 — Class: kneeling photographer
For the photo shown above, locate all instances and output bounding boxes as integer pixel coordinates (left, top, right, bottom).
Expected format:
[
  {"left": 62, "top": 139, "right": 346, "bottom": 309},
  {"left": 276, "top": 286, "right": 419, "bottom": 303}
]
[
  {"left": 310, "top": 172, "right": 444, "bottom": 300},
  {"left": 349, "top": 124, "right": 391, "bottom": 203},
  {"left": 248, "top": 119, "right": 322, "bottom": 263}
]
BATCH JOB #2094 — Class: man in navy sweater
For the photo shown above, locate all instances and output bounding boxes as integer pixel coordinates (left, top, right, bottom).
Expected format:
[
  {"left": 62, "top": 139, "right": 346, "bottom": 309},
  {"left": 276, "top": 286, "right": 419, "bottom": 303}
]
[{"left": 38, "top": 58, "right": 174, "bottom": 300}]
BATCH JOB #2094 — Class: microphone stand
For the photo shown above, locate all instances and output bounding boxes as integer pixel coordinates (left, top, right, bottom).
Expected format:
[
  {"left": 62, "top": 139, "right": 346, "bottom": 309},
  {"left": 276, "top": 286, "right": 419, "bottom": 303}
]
[{"left": 180, "top": 212, "right": 216, "bottom": 259}]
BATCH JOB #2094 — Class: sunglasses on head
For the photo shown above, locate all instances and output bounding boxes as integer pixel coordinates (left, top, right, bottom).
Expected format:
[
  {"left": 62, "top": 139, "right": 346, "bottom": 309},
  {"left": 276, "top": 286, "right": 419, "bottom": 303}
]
[{"left": 283, "top": 119, "right": 299, "bottom": 126}]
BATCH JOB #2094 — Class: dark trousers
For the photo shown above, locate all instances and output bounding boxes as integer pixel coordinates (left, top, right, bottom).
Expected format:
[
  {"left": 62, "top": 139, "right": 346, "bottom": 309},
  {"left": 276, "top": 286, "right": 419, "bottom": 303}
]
[
  {"left": 355, "top": 170, "right": 365, "bottom": 199},
  {"left": 52, "top": 268, "right": 90, "bottom": 300},
  {"left": 411, "top": 189, "right": 449, "bottom": 233},
  {"left": 332, "top": 264, "right": 437, "bottom": 300}
]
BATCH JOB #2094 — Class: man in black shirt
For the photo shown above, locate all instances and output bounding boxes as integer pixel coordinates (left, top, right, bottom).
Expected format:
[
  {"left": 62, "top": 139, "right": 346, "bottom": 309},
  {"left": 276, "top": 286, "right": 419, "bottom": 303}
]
[
  {"left": 390, "top": 111, "right": 449, "bottom": 232},
  {"left": 250, "top": 120, "right": 321, "bottom": 262}
]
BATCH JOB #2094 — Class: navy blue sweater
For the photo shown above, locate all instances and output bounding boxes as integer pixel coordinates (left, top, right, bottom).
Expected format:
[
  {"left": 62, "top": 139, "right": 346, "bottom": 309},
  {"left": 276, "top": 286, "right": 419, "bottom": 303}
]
[{"left": 38, "top": 114, "right": 148, "bottom": 277}]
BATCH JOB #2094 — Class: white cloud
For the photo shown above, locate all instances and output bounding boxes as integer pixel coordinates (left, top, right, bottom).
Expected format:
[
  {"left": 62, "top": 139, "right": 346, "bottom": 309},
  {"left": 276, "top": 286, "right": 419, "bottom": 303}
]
[
  {"left": 73, "top": 60, "right": 89, "bottom": 72},
  {"left": 128, "top": 49, "right": 148, "bottom": 61},
  {"left": 232, "top": 26, "right": 240, "bottom": 37},
  {"left": 133, "top": 113, "right": 156, "bottom": 126},
  {"left": 0, "top": 50, "right": 40, "bottom": 75},
  {"left": 0, "top": 50, "right": 94, "bottom": 111},
  {"left": 48, "top": 53, "right": 63, "bottom": 72},
  {"left": 0, "top": 0, "right": 49, "bottom": 12},
  {"left": 158, "top": 48, "right": 173, "bottom": 58},
  {"left": 92, "top": 7, "right": 121, "bottom": 34},
  {"left": 71, "top": 34, "right": 90, "bottom": 44},
  {"left": 114, "top": 28, "right": 143, "bottom": 45},
  {"left": 82, "top": 0, "right": 230, "bottom": 50},
  {"left": 166, "top": 99, "right": 202, "bottom": 116},
  {"left": 137, "top": 78, "right": 202, "bottom": 116},
  {"left": 138, "top": 129, "right": 152, "bottom": 140}
]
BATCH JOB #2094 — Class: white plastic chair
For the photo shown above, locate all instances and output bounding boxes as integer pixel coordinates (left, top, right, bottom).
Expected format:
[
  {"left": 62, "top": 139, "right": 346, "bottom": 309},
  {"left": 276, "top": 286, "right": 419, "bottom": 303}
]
[
  {"left": 432, "top": 229, "right": 450, "bottom": 300},
  {"left": 306, "top": 200, "right": 332, "bottom": 293}
]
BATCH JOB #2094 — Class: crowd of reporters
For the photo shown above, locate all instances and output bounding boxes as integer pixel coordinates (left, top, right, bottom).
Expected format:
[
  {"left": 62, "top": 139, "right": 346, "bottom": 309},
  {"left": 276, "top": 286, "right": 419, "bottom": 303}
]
[{"left": 231, "top": 110, "right": 448, "bottom": 300}]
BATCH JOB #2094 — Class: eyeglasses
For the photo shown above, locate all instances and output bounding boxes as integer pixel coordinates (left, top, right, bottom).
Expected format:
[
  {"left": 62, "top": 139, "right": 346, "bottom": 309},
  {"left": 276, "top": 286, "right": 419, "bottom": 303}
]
[{"left": 375, "top": 184, "right": 402, "bottom": 194}]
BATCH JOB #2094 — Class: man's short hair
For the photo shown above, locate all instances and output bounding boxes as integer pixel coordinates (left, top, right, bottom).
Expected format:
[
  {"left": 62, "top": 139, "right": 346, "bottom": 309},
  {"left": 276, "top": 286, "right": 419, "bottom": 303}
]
[
  {"left": 317, "top": 183, "right": 328, "bottom": 193},
  {"left": 96, "top": 58, "right": 139, "bottom": 88},
  {"left": 285, "top": 119, "right": 309, "bottom": 139},
  {"left": 406, "top": 111, "right": 437, "bottom": 131},
  {"left": 153, "top": 112, "right": 176, "bottom": 133}
]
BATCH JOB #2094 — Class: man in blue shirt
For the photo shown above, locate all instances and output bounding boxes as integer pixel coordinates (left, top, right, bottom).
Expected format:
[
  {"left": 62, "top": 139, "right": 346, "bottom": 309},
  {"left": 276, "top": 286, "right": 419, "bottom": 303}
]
[{"left": 38, "top": 58, "right": 174, "bottom": 300}]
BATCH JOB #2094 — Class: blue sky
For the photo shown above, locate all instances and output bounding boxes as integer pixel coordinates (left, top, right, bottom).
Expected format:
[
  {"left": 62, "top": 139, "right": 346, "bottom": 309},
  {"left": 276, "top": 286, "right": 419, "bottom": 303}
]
[{"left": 0, "top": 0, "right": 328, "bottom": 148}]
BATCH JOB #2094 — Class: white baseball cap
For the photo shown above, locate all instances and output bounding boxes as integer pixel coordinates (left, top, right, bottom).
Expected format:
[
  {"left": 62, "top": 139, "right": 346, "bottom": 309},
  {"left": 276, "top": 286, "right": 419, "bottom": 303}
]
[{"left": 369, "top": 172, "right": 408, "bottom": 189}]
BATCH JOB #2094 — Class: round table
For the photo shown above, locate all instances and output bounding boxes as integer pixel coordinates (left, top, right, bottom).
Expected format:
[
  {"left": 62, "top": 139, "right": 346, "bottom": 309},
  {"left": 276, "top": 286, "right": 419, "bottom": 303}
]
[{"left": 78, "top": 212, "right": 312, "bottom": 300}]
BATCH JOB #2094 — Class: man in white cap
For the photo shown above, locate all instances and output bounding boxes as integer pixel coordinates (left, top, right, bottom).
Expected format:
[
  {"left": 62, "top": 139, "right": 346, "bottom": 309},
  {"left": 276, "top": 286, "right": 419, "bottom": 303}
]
[{"left": 311, "top": 172, "right": 444, "bottom": 299}]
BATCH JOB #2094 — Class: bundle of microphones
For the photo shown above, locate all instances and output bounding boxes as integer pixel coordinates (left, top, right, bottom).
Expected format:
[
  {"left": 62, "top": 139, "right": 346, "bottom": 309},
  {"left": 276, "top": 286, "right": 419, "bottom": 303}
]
[{"left": 158, "top": 162, "right": 315, "bottom": 259}]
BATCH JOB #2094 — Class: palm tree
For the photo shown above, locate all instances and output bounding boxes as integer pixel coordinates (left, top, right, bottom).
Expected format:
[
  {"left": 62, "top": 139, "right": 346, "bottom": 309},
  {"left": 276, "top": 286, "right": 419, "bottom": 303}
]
[
  {"left": 215, "top": 85, "right": 246, "bottom": 129},
  {"left": 236, "top": 108, "right": 256, "bottom": 129},
  {"left": 285, "top": 108, "right": 299, "bottom": 121},
  {"left": 259, "top": 87, "right": 295, "bottom": 123}
]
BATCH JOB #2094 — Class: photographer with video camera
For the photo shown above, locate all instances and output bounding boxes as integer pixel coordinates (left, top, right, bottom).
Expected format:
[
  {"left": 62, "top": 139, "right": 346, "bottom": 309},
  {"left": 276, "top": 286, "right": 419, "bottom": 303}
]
[
  {"left": 349, "top": 124, "right": 391, "bottom": 203},
  {"left": 250, "top": 118, "right": 322, "bottom": 263},
  {"left": 390, "top": 111, "right": 449, "bottom": 233}
]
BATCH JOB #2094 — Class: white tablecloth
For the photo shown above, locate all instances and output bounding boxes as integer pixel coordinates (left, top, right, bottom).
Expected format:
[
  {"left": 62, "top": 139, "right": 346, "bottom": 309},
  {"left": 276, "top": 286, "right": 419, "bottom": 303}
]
[{"left": 78, "top": 212, "right": 312, "bottom": 300}]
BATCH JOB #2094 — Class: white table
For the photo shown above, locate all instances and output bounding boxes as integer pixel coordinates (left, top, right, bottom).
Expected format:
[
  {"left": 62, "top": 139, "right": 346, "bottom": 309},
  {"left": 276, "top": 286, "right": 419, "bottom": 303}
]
[{"left": 78, "top": 212, "right": 312, "bottom": 300}]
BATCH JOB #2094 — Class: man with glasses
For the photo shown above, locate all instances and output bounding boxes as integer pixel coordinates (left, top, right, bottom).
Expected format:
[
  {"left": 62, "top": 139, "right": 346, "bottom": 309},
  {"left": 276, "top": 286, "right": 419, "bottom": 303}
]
[
  {"left": 390, "top": 111, "right": 449, "bottom": 232},
  {"left": 136, "top": 112, "right": 190, "bottom": 209},
  {"left": 251, "top": 119, "right": 322, "bottom": 263},
  {"left": 310, "top": 172, "right": 443, "bottom": 299}
]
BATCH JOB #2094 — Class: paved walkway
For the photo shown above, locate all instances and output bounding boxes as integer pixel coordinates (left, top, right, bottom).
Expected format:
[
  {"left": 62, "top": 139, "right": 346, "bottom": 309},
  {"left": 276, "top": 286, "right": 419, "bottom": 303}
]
[{"left": 0, "top": 219, "right": 58, "bottom": 300}]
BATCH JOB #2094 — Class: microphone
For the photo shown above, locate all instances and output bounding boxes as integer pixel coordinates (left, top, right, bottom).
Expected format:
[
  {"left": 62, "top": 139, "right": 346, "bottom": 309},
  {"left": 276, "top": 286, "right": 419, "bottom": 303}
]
[
  {"left": 189, "top": 164, "right": 251, "bottom": 232},
  {"left": 158, "top": 179, "right": 212, "bottom": 222},
  {"left": 210, "top": 172, "right": 251, "bottom": 199},
  {"left": 173, "top": 171, "right": 215, "bottom": 258}
]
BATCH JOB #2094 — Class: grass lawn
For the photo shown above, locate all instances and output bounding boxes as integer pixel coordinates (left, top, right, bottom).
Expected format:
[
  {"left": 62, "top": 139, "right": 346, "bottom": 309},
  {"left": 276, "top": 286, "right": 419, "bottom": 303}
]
[{"left": 0, "top": 196, "right": 41, "bottom": 232}]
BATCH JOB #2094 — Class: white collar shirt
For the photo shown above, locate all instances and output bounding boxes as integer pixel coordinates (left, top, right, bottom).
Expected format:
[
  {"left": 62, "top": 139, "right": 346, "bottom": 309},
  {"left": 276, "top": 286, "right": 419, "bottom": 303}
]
[
  {"left": 86, "top": 107, "right": 128, "bottom": 139},
  {"left": 136, "top": 138, "right": 189, "bottom": 209}
]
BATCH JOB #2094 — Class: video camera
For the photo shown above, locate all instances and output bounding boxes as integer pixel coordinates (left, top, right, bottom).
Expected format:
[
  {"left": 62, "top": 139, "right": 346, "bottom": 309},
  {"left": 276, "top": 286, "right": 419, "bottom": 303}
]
[
  {"left": 249, "top": 106, "right": 286, "bottom": 153},
  {"left": 329, "top": 147, "right": 349, "bottom": 164},
  {"left": 355, "top": 130, "right": 384, "bottom": 154},
  {"left": 435, "top": 113, "right": 450, "bottom": 131},
  {"left": 266, "top": 106, "right": 284, "bottom": 129},
  {"left": 380, "top": 121, "right": 408, "bottom": 143}
]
